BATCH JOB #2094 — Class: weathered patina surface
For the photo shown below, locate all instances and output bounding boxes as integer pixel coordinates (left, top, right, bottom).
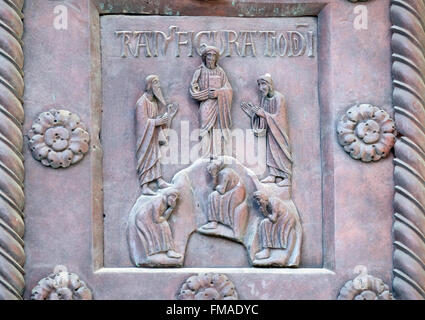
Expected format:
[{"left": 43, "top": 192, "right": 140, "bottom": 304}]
[{"left": 15, "top": 0, "right": 404, "bottom": 300}]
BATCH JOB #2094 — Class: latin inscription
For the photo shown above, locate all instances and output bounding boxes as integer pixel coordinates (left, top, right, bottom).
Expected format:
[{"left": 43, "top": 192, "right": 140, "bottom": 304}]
[{"left": 115, "top": 26, "right": 316, "bottom": 58}]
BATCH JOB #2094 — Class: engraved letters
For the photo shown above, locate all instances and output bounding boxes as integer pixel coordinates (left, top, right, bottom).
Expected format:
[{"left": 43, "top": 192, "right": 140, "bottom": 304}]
[{"left": 115, "top": 27, "right": 316, "bottom": 58}]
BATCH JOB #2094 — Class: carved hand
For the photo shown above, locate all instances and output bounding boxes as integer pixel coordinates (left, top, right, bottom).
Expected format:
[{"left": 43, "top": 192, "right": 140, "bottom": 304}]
[
  {"left": 209, "top": 88, "right": 219, "bottom": 99},
  {"left": 268, "top": 212, "right": 278, "bottom": 223},
  {"left": 191, "top": 89, "right": 209, "bottom": 101},
  {"left": 254, "top": 106, "right": 266, "bottom": 118},
  {"left": 157, "top": 216, "right": 166, "bottom": 223},
  {"left": 240, "top": 102, "right": 254, "bottom": 117},
  {"left": 163, "top": 207, "right": 173, "bottom": 221},
  {"left": 156, "top": 114, "right": 169, "bottom": 126},
  {"left": 216, "top": 184, "right": 225, "bottom": 195},
  {"left": 167, "top": 103, "right": 179, "bottom": 119}
]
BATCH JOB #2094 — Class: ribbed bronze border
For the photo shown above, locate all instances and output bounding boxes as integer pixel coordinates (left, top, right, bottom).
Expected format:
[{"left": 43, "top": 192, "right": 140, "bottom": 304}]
[
  {"left": 0, "top": 0, "right": 25, "bottom": 300},
  {"left": 391, "top": 0, "right": 425, "bottom": 300}
]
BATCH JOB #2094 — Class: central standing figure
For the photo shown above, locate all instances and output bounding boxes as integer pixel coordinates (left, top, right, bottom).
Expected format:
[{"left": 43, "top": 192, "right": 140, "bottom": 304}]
[{"left": 190, "top": 44, "right": 233, "bottom": 158}]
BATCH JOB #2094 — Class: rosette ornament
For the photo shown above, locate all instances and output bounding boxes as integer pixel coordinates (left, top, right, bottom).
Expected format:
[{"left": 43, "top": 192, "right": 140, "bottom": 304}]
[
  {"left": 28, "top": 109, "right": 90, "bottom": 168},
  {"left": 31, "top": 269, "right": 92, "bottom": 300},
  {"left": 337, "top": 104, "right": 396, "bottom": 162},
  {"left": 177, "top": 273, "right": 238, "bottom": 300},
  {"left": 338, "top": 272, "right": 393, "bottom": 300}
]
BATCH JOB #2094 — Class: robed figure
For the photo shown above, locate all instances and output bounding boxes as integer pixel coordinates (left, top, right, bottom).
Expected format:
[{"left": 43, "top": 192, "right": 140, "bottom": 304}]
[
  {"left": 253, "top": 190, "right": 302, "bottom": 266},
  {"left": 127, "top": 188, "right": 182, "bottom": 267},
  {"left": 190, "top": 45, "right": 233, "bottom": 158},
  {"left": 241, "top": 74, "right": 292, "bottom": 187},
  {"left": 199, "top": 160, "right": 249, "bottom": 239},
  {"left": 136, "top": 75, "right": 178, "bottom": 195}
]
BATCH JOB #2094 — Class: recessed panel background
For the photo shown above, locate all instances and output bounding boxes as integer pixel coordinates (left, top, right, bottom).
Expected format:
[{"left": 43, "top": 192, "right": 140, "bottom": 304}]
[{"left": 100, "top": 16, "right": 322, "bottom": 268}]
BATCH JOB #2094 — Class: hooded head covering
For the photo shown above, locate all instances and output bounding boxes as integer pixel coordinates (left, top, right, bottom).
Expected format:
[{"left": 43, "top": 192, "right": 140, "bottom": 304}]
[
  {"left": 145, "top": 74, "right": 159, "bottom": 91},
  {"left": 257, "top": 73, "right": 275, "bottom": 98},
  {"left": 145, "top": 74, "right": 166, "bottom": 105},
  {"left": 257, "top": 73, "right": 274, "bottom": 87}
]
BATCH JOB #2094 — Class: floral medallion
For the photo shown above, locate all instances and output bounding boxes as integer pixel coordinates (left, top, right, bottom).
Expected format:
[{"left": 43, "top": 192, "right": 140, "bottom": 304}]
[
  {"left": 337, "top": 104, "right": 396, "bottom": 162},
  {"left": 28, "top": 109, "right": 90, "bottom": 168},
  {"left": 338, "top": 270, "right": 393, "bottom": 300},
  {"left": 31, "top": 266, "right": 92, "bottom": 300},
  {"left": 177, "top": 273, "right": 238, "bottom": 300}
]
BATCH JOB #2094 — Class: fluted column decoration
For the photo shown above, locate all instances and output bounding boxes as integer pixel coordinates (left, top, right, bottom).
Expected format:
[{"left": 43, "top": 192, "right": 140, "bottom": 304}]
[
  {"left": 391, "top": 0, "right": 425, "bottom": 300},
  {"left": 0, "top": 0, "right": 25, "bottom": 300}
]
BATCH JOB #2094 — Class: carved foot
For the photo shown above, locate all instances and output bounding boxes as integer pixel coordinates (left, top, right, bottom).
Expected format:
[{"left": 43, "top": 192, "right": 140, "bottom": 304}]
[
  {"left": 167, "top": 250, "right": 182, "bottom": 259},
  {"left": 142, "top": 185, "right": 156, "bottom": 195},
  {"left": 255, "top": 248, "right": 271, "bottom": 260},
  {"left": 140, "top": 252, "right": 184, "bottom": 267},
  {"left": 261, "top": 176, "right": 276, "bottom": 184},
  {"left": 157, "top": 178, "right": 172, "bottom": 189},
  {"left": 200, "top": 221, "right": 218, "bottom": 230}
]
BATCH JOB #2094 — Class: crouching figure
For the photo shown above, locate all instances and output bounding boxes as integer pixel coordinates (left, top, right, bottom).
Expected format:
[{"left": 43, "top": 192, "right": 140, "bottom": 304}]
[
  {"left": 199, "top": 159, "right": 249, "bottom": 241},
  {"left": 127, "top": 188, "right": 183, "bottom": 267},
  {"left": 253, "top": 190, "right": 302, "bottom": 267}
]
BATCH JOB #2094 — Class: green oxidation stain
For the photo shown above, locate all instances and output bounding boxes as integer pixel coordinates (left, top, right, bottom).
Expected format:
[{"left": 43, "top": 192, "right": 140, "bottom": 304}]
[
  {"left": 232, "top": 0, "right": 236, "bottom": 6},
  {"left": 163, "top": 5, "right": 173, "bottom": 15},
  {"left": 285, "top": 4, "right": 307, "bottom": 16},
  {"left": 99, "top": 2, "right": 113, "bottom": 13},
  {"left": 270, "top": 4, "right": 307, "bottom": 17},
  {"left": 236, "top": 4, "right": 267, "bottom": 17},
  {"left": 241, "top": 6, "right": 256, "bottom": 16}
]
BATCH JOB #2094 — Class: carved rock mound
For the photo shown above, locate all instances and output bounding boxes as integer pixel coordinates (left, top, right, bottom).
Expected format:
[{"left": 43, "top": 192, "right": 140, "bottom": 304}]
[{"left": 127, "top": 156, "right": 302, "bottom": 268}]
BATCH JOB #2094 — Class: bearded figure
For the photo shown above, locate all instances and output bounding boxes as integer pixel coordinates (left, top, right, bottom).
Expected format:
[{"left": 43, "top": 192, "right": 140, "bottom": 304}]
[
  {"left": 190, "top": 44, "right": 233, "bottom": 158},
  {"left": 241, "top": 74, "right": 292, "bottom": 187},
  {"left": 135, "top": 75, "right": 178, "bottom": 195}
]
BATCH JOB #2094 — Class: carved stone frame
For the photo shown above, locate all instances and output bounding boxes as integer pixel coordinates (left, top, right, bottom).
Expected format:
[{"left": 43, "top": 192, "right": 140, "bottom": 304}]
[
  {"left": 1, "top": 0, "right": 423, "bottom": 300},
  {"left": 391, "top": 0, "right": 425, "bottom": 300},
  {"left": 87, "top": 1, "right": 338, "bottom": 300}
]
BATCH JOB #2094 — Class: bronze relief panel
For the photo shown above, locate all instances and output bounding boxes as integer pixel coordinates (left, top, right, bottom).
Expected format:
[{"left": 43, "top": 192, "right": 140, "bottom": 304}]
[{"left": 100, "top": 16, "right": 322, "bottom": 269}]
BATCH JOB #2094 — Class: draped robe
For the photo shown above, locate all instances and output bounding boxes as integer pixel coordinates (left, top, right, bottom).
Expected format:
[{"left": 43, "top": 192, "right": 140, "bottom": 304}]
[
  {"left": 252, "top": 91, "right": 292, "bottom": 178},
  {"left": 259, "top": 197, "right": 297, "bottom": 249},
  {"left": 208, "top": 169, "right": 246, "bottom": 229},
  {"left": 190, "top": 64, "right": 233, "bottom": 147},
  {"left": 130, "top": 194, "right": 175, "bottom": 256},
  {"left": 135, "top": 93, "right": 167, "bottom": 186}
]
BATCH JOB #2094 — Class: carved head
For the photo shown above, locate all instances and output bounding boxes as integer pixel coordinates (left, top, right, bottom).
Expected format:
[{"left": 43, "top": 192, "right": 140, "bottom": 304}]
[
  {"left": 164, "top": 188, "right": 179, "bottom": 208},
  {"left": 200, "top": 44, "right": 220, "bottom": 69},
  {"left": 145, "top": 74, "right": 166, "bottom": 105},
  {"left": 253, "top": 190, "right": 269, "bottom": 212},
  {"left": 257, "top": 74, "right": 274, "bottom": 98}
]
